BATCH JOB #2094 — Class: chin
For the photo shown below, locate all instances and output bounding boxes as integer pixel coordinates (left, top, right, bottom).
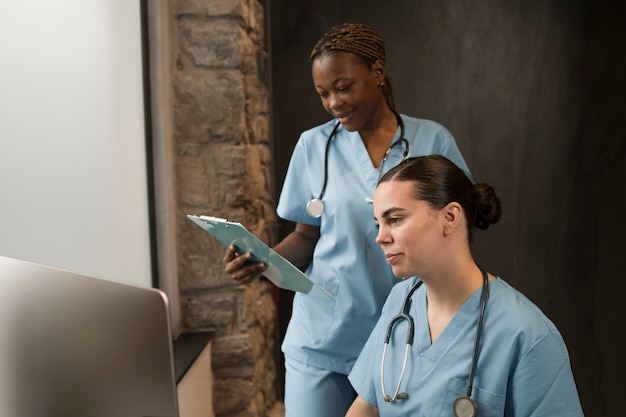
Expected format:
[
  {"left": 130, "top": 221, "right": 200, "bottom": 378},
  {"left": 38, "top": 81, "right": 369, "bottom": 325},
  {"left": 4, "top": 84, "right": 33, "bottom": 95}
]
[
  {"left": 391, "top": 268, "right": 410, "bottom": 279},
  {"left": 339, "top": 121, "right": 358, "bottom": 132}
]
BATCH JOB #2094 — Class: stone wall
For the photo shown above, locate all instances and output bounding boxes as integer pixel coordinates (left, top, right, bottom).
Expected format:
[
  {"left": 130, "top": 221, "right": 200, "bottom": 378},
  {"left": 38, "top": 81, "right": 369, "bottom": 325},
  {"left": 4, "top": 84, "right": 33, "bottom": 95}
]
[{"left": 168, "top": 1, "right": 278, "bottom": 416}]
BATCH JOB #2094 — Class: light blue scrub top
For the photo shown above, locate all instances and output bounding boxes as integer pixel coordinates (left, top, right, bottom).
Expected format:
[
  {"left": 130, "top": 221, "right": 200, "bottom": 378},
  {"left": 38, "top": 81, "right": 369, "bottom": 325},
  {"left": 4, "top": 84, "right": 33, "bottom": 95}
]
[
  {"left": 348, "top": 277, "right": 585, "bottom": 416},
  {"left": 277, "top": 114, "right": 471, "bottom": 374}
]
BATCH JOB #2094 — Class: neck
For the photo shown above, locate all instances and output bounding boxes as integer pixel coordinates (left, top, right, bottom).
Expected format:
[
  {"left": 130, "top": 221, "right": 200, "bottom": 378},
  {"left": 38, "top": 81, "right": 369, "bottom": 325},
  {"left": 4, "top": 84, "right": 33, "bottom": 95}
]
[
  {"left": 360, "top": 104, "right": 396, "bottom": 136},
  {"left": 423, "top": 260, "right": 486, "bottom": 343},
  {"left": 360, "top": 106, "right": 399, "bottom": 166},
  {"left": 422, "top": 259, "right": 485, "bottom": 310}
]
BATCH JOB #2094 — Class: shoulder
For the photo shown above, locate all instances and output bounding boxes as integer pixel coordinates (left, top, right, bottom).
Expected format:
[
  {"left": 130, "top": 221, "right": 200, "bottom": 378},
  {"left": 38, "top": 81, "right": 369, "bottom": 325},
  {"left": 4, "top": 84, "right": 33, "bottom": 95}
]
[
  {"left": 491, "top": 279, "right": 553, "bottom": 322},
  {"left": 488, "top": 278, "right": 562, "bottom": 343},
  {"left": 398, "top": 113, "right": 459, "bottom": 151},
  {"left": 288, "top": 119, "right": 340, "bottom": 161},
  {"left": 299, "top": 119, "right": 340, "bottom": 142},
  {"left": 399, "top": 113, "right": 452, "bottom": 135}
]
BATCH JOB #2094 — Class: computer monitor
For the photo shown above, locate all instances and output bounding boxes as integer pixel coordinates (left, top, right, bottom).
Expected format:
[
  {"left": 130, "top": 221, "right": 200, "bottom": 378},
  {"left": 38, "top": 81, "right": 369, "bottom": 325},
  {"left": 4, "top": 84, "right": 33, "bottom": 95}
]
[{"left": 0, "top": 256, "right": 179, "bottom": 417}]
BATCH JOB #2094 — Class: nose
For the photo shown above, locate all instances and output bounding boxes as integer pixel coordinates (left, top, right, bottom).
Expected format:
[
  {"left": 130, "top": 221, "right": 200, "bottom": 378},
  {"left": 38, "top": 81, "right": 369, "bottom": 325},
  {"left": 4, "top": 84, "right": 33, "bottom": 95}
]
[
  {"left": 327, "top": 92, "right": 344, "bottom": 111},
  {"left": 375, "top": 224, "right": 390, "bottom": 246}
]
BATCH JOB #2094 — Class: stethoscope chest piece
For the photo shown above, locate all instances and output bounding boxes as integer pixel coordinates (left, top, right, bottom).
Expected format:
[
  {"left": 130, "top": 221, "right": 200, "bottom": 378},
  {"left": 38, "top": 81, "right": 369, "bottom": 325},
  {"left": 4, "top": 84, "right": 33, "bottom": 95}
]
[
  {"left": 306, "top": 198, "right": 325, "bottom": 218},
  {"left": 453, "top": 396, "right": 479, "bottom": 417},
  {"left": 307, "top": 111, "right": 409, "bottom": 218}
]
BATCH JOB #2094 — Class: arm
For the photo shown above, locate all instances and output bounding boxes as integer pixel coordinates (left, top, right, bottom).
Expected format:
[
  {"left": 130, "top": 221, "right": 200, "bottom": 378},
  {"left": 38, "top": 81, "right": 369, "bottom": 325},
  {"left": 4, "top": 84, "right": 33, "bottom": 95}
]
[
  {"left": 507, "top": 331, "right": 584, "bottom": 416},
  {"left": 345, "top": 396, "right": 379, "bottom": 417},
  {"left": 273, "top": 222, "right": 320, "bottom": 267},
  {"left": 223, "top": 222, "right": 320, "bottom": 283}
]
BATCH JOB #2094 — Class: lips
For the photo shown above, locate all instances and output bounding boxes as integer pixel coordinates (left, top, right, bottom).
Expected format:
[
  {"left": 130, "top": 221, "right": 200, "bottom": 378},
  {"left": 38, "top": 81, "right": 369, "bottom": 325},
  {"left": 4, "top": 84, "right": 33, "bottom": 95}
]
[
  {"left": 385, "top": 253, "right": 401, "bottom": 265},
  {"left": 334, "top": 109, "right": 354, "bottom": 123}
]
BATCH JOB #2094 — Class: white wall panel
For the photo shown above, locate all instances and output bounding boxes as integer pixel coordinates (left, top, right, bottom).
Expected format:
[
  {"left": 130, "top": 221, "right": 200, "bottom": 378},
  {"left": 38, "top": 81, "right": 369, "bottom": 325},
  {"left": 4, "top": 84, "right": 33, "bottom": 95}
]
[{"left": 0, "top": 0, "right": 152, "bottom": 287}]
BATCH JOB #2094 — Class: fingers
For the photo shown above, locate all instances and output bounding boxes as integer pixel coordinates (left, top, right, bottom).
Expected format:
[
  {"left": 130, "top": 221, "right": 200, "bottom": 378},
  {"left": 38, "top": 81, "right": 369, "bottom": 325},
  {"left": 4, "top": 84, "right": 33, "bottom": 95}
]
[
  {"left": 223, "top": 244, "right": 266, "bottom": 283},
  {"left": 223, "top": 244, "right": 251, "bottom": 271},
  {"left": 222, "top": 244, "right": 239, "bottom": 265},
  {"left": 231, "top": 262, "right": 267, "bottom": 284}
]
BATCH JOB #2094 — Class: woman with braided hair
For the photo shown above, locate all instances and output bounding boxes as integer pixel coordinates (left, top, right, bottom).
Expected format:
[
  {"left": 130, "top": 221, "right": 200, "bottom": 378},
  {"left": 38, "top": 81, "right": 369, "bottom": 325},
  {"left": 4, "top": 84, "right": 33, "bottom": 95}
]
[
  {"left": 346, "top": 155, "right": 583, "bottom": 416},
  {"left": 223, "top": 23, "right": 471, "bottom": 416}
]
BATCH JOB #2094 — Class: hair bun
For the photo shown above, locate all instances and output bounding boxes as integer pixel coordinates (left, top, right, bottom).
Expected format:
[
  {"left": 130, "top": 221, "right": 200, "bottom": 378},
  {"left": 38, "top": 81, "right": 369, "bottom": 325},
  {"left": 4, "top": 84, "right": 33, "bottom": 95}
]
[{"left": 473, "top": 183, "right": 502, "bottom": 230}]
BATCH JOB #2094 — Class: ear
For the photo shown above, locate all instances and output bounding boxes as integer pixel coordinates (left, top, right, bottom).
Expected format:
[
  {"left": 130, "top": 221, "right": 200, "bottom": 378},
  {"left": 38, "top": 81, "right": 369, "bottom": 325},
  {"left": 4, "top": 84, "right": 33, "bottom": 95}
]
[
  {"left": 441, "top": 202, "right": 463, "bottom": 237},
  {"left": 372, "top": 60, "right": 386, "bottom": 82}
]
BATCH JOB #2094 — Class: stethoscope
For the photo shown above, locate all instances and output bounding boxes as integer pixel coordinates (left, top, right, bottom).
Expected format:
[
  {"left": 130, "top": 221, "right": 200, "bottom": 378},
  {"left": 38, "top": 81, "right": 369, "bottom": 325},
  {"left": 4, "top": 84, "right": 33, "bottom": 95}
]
[
  {"left": 306, "top": 111, "right": 410, "bottom": 218},
  {"left": 380, "top": 265, "right": 490, "bottom": 417}
]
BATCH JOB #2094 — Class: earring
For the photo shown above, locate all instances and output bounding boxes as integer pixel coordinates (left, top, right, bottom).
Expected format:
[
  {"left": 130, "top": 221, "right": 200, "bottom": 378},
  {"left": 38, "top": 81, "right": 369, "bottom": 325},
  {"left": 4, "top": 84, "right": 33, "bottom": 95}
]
[{"left": 380, "top": 82, "right": 385, "bottom": 86}]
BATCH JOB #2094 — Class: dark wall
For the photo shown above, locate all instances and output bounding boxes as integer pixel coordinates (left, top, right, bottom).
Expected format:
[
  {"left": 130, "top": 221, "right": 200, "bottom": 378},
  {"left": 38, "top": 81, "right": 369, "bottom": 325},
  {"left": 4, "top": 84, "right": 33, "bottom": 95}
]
[{"left": 269, "top": 1, "right": 626, "bottom": 416}]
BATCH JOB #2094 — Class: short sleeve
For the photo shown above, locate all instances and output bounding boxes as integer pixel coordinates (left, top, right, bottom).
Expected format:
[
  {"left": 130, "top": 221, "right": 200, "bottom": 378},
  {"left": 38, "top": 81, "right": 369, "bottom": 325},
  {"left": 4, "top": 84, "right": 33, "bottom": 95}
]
[{"left": 507, "top": 330, "right": 584, "bottom": 416}]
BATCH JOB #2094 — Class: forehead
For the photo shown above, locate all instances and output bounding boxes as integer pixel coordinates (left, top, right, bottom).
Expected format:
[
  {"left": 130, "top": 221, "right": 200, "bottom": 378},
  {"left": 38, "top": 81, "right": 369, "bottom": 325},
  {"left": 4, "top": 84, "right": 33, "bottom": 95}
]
[
  {"left": 311, "top": 52, "right": 371, "bottom": 79},
  {"left": 373, "top": 181, "right": 417, "bottom": 215}
]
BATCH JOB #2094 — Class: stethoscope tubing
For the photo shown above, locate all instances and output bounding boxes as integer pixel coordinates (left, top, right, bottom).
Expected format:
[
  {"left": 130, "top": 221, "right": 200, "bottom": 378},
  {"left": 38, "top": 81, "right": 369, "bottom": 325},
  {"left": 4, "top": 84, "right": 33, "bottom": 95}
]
[
  {"left": 466, "top": 268, "right": 490, "bottom": 396},
  {"left": 381, "top": 266, "right": 489, "bottom": 410},
  {"left": 308, "top": 111, "right": 408, "bottom": 218},
  {"left": 317, "top": 121, "right": 341, "bottom": 201},
  {"left": 381, "top": 279, "right": 422, "bottom": 402}
]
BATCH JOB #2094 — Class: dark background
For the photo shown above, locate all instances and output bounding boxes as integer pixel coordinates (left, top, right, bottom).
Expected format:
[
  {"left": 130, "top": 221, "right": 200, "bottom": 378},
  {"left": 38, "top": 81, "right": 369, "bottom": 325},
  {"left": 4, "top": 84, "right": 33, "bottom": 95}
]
[{"left": 268, "top": 1, "right": 626, "bottom": 416}]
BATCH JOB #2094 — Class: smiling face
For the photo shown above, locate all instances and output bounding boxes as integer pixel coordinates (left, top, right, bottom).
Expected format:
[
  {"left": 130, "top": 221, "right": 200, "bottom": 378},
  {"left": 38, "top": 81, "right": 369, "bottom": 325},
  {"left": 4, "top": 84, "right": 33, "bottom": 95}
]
[
  {"left": 311, "top": 51, "right": 386, "bottom": 132},
  {"left": 374, "top": 180, "right": 444, "bottom": 279}
]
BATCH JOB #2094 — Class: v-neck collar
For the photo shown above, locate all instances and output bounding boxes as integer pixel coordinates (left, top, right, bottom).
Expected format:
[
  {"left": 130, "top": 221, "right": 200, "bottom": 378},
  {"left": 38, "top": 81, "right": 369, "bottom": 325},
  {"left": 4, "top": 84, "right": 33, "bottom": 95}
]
[
  {"left": 414, "top": 285, "right": 484, "bottom": 374},
  {"left": 348, "top": 123, "right": 404, "bottom": 189}
]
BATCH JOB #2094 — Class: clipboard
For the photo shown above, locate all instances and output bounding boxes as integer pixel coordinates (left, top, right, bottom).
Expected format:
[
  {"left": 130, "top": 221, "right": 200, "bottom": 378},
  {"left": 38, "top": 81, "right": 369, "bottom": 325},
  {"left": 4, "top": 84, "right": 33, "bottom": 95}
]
[{"left": 187, "top": 215, "right": 334, "bottom": 301}]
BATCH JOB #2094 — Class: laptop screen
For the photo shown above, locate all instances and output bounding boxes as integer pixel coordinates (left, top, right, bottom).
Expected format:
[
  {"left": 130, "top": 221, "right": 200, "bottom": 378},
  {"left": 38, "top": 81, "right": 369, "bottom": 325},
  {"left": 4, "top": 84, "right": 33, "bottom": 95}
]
[{"left": 0, "top": 256, "right": 179, "bottom": 417}]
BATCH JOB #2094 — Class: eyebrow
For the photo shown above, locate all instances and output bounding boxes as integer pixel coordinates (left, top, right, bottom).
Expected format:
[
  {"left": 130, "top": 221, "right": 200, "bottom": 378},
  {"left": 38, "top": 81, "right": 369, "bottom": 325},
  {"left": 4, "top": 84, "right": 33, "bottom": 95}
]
[
  {"left": 331, "top": 77, "right": 349, "bottom": 85},
  {"left": 374, "top": 206, "right": 403, "bottom": 222},
  {"left": 315, "top": 77, "right": 351, "bottom": 89}
]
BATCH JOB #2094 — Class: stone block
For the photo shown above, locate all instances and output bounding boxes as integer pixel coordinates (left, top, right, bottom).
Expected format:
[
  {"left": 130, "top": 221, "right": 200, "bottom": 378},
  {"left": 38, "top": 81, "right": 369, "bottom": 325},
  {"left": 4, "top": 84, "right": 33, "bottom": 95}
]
[
  {"left": 247, "top": 0, "right": 264, "bottom": 44},
  {"left": 175, "top": 152, "right": 211, "bottom": 207},
  {"left": 179, "top": 19, "right": 243, "bottom": 68},
  {"left": 182, "top": 290, "right": 241, "bottom": 334},
  {"left": 175, "top": 0, "right": 244, "bottom": 18},
  {"left": 212, "top": 334, "right": 255, "bottom": 369},
  {"left": 173, "top": 70, "right": 246, "bottom": 143},
  {"left": 178, "top": 218, "right": 234, "bottom": 290},
  {"left": 213, "top": 377, "right": 255, "bottom": 415},
  {"left": 178, "top": 247, "right": 228, "bottom": 290},
  {"left": 213, "top": 144, "right": 247, "bottom": 176}
]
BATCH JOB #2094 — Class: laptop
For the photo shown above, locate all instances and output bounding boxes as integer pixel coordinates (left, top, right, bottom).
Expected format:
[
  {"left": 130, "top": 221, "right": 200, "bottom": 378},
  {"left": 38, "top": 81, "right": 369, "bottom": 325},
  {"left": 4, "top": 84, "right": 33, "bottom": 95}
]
[{"left": 0, "top": 255, "right": 179, "bottom": 417}]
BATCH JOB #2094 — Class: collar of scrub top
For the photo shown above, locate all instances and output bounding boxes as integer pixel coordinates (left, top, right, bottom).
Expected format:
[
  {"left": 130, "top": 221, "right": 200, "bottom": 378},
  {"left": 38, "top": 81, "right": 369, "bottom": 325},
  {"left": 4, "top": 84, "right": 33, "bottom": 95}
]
[{"left": 306, "top": 110, "right": 409, "bottom": 217}]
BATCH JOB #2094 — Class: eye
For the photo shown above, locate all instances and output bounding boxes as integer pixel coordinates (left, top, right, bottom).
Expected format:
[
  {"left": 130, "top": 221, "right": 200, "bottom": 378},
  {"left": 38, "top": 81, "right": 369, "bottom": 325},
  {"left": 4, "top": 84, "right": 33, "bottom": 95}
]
[
  {"left": 317, "top": 91, "right": 329, "bottom": 98},
  {"left": 389, "top": 217, "right": 402, "bottom": 225}
]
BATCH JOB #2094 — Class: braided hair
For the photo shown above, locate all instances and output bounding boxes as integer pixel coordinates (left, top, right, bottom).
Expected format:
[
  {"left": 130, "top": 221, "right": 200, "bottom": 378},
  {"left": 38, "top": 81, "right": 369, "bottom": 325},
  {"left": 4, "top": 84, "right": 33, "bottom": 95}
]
[{"left": 310, "top": 23, "right": 396, "bottom": 110}]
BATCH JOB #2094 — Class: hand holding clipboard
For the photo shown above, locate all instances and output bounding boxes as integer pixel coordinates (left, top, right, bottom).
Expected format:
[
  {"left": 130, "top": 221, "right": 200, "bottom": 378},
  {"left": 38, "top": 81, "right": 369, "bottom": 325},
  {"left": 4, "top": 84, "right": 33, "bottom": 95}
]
[{"left": 187, "top": 215, "right": 334, "bottom": 300}]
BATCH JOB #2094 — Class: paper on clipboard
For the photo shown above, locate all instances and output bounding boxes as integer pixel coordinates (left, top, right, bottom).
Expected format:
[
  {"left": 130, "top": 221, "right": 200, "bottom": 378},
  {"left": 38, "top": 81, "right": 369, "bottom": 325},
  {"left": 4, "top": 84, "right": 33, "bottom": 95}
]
[{"left": 187, "top": 215, "right": 334, "bottom": 301}]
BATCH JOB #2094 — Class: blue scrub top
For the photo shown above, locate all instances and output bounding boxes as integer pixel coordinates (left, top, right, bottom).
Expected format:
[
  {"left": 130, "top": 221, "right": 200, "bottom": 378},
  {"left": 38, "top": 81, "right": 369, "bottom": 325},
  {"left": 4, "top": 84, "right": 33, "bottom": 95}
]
[
  {"left": 277, "top": 114, "right": 471, "bottom": 374},
  {"left": 349, "top": 277, "right": 584, "bottom": 416}
]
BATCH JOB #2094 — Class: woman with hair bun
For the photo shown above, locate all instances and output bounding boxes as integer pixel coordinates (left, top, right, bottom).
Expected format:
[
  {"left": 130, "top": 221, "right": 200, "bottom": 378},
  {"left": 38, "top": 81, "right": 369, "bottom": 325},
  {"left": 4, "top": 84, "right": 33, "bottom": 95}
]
[{"left": 347, "top": 155, "right": 584, "bottom": 417}]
